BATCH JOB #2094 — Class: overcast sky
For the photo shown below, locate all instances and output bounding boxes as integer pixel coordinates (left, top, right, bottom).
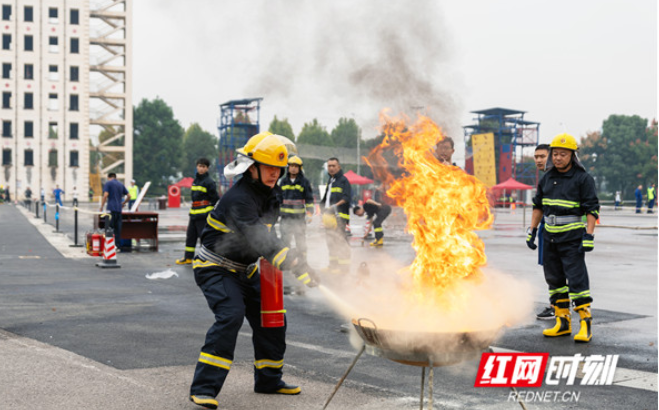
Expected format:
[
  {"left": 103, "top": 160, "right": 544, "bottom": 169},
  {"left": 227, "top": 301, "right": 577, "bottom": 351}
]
[{"left": 132, "top": 0, "right": 657, "bottom": 164}]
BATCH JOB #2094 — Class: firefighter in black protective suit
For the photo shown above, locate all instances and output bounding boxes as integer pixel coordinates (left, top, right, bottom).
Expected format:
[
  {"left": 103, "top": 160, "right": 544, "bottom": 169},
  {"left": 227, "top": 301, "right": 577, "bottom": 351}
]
[
  {"left": 189, "top": 132, "right": 319, "bottom": 410},
  {"left": 526, "top": 133, "right": 599, "bottom": 343},
  {"left": 176, "top": 157, "right": 220, "bottom": 265},
  {"left": 277, "top": 155, "right": 315, "bottom": 261},
  {"left": 320, "top": 157, "right": 352, "bottom": 275}
]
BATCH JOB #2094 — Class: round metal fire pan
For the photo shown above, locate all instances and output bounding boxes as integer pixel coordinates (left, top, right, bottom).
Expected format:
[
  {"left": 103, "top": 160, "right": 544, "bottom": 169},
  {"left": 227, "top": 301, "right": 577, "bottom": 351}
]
[{"left": 352, "top": 318, "right": 498, "bottom": 367}]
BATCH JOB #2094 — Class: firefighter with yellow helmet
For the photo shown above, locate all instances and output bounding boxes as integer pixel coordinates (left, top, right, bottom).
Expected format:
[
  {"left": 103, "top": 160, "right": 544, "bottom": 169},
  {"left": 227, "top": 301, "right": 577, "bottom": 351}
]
[
  {"left": 526, "top": 133, "right": 599, "bottom": 343},
  {"left": 278, "top": 155, "right": 315, "bottom": 261},
  {"left": 189, "top": 132, "right": 319, "bottom": 409}
]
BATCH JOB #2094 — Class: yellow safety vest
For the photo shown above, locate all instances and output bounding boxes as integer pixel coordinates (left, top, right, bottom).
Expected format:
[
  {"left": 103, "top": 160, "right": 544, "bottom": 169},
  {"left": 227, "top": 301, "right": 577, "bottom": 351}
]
[{"left": 128, "top": 185, "right": 138, "bottom": 200}]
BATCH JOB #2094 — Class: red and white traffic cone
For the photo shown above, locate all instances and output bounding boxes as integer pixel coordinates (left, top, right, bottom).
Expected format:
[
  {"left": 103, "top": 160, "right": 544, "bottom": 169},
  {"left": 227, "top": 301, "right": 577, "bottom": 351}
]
[{"left": 96, "top": 233, "right": 121, "bottom": 269}]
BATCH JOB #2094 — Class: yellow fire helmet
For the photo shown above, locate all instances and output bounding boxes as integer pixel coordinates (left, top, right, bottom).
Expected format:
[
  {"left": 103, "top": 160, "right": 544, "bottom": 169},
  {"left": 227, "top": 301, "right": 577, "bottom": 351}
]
[
  {"left": 288, "top": 155, "right": 303, "bottom": 166},
  {"left": 242, "top": 134, "right": 288, "bottom": 168},
  {"left": 276, "top": 135, "right": 298, "bottom": 157},
  {"left": 550, "top": 133, "right": 578, "bottom": 151},
  {"left": 236, "top": 131, "right": 273, "bottom": 157}
]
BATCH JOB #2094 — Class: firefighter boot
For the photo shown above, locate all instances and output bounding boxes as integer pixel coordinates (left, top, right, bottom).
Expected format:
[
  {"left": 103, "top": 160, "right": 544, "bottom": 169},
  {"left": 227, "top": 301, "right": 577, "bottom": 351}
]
[
  {"left": 176, "top": 257, "right": 192, "bottom": 265},
  {"left": 542, "top": 299, "right": 571, "bottom": 337},
  {"left": 573, "top": 304, "right": 592, "bottom": 343},
  {"left": 369, "top": 238, "right": 384, "bottom": 247},
  {"left": 190, "top": 395, "right": 218, "bottom": 409}
]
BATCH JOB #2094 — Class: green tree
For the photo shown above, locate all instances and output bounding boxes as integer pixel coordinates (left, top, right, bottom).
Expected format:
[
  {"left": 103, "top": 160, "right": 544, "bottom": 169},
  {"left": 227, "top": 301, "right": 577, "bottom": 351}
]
[
  {"left": 182, "top": 123, "right": 218, "bottom": 177},
  {"left": 133, "top": 97, "right": 185, "bottom": 194},
  {"left": 330, "top": 117, "right": 360, "bottom": 148},
  {"left": 580, "top": 115, "right": 658, "bottom": 197},
  {"left": 578, "top": 130, "right": 608, "bottom": 192},
  {"left": 268, "top": 116, "right": 295, "bottom": 140},
  {"left": 297, "top": 119, "right": 333, "bottom": 146}
]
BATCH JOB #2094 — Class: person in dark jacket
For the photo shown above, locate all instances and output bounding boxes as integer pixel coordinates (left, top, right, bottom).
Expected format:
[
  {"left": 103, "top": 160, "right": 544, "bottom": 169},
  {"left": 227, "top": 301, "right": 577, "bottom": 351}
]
[
  {"left": 352, "top": 187, "right": 391, "bottom": 247},
  {"left": 278, "top": 155, "right": 314, "bottom": 261},
  {"left": 189, "top": 133, "right": 318, "bottom": 410},
  {"left": 526, "top": 133, "right": 599, "bottom": 343},
  {"left": 320, "top": 157, "right": 352, "bottom": 275},
  {"left": 176, "top": 157, "right": 220, "bottom": 265}
]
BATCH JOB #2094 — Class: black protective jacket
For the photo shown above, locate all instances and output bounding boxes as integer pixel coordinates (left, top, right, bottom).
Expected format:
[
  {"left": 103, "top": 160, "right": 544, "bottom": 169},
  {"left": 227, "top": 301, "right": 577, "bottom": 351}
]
[
  {"left": 533, "top": 165, "right": 599, "bottom": 243},
  {"left": 200, "top": 175, "right": 290, "bottom": 267},
  {"left": 320, "top": 170, "right": 351, "bottom": 221},
  {"left": 278, "top": 172, "right": 314, "bottom": 219},
  {"left": 189, "top": 172, "right": 220, "bottom": 220}
]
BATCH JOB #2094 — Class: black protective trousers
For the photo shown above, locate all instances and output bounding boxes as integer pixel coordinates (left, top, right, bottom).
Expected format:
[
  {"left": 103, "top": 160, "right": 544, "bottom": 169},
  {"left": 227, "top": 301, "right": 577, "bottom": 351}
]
[
  {"left": 280, "top": 217, "right": 307, "bottom": 258},
  {"left": 542, "top": 238, "right": 593, "bottom": 307},
  {"left": 184, "top": 217, "right": 207, "bottom": 260},
  {"left": 190, "top": 266, "right": 287, "bottom": 398},
  {"left": 372, "top": 205, "right": 392, "bottom": 240}
]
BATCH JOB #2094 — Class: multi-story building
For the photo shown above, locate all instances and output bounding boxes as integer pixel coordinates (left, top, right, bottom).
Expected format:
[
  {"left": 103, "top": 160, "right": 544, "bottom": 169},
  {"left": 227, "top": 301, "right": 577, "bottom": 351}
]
[{"left": 0, "top": 0, "right": 131, "bottom": 203}]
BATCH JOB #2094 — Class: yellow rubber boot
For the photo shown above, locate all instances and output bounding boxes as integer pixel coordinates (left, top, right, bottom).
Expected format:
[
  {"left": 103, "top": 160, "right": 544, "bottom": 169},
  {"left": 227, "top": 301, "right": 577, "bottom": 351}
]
[
  {"left": 369, "top": 238, "right": 383, "bottom": 247},
  {"left": 543, "top": 299, "right": 572, "bottom": 337},
  {"left": 574, "top": 304, "right": 592, "bottom": 343}
]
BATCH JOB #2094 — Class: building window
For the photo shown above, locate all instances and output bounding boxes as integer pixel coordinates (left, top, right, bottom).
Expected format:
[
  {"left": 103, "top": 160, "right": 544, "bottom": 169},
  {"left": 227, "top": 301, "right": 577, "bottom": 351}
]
[
  {"left": 69, "top": 122, "right": 79, "bottom": 139},
  {"left": 24, "top": 6, "right": 32, "bottom": 22},
  {"left": 48, "top": 149, "right": 58, "bottom": 167},
  {"left": 2, "top": 120, "right": 11, "bottom": 137},
  {"left": 3, "top": 34, "right": 11, "bottom": 50},
  {"left": 24, "top": 64, "right": 33, "bottom": 80},
  {"left": 2, "top": 91, "right": 10, "bottom": 109},
  {"left": 24, "top": 34, "right": 33, "bottom": 51},
  {"left": 70, "top": 38, "right": 79, "bottom": 54},
  {"left": 48, "top": 65, "right": 58, "bottom": 81},
  {"left": 48, "top": 7, "right": 58, "bottom": 24},
  {"left": 49, "top": 36, "right": 58, "bottom": 53},
  {"left": 2, "top": 62, "right": 10, "bottom": 79},
  {"left": 69, "top": 94, "right": 79, "bottom": 111},
  {"left": 24, "top": 92, "right": 33, "bottom": 109},
  {"left": 70, "top": 9, "right": 79, "bottom": 25},
  {"left": 2, "top": 148, "right": 10, "bottom": 165},
  {"left": 24, "top": 120, "right": 33, "bottom": 138},
  {"left": 48, "top": 94, "right": 58, "bottom": 111},
  {"left": 69, "top": 150, "right": 78, "bottom": 167},
  {"left": 70, "top": 66, "right": 79, "bottom": 82},
  {"left": 24, "top": 149, "right": 33, "bottom": 166},
  {"left": 2, "top": 5, "right": 11, "bottom": 21},
  {"left": 48, "top": 122, "right": 58, "bottom": 139}
]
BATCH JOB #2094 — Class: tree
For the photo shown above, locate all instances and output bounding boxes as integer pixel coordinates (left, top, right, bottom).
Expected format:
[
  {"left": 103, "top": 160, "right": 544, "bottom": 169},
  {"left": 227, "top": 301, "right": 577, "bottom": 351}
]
[
  {"left": 182, "top": 123, "right": 218, "bottom": 177},
  {"left": 330, "top": 117, "right": 360, "bottom": 148},
  {"left": 580, "top": 115, "right": 658, "bottom": 197},
  {"left": 133, "top": 97, "right": 185, "bottom": 194},
  {"left": 268, "top": 116, "right": 295, "bottom": 140},
  {"left": 578, "top": 130, "right": 607, "bottom": 192},
  {"left": 296, "top": 119, "right": 333, "bottom": 146}
]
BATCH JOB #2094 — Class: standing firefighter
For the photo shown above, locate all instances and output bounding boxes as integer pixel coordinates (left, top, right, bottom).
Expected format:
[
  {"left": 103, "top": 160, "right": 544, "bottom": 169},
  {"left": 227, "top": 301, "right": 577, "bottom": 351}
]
[
  {"left": 176, "top": 158, "right": 220, "bottom": 265},
  {"left": 526, "top": 134, "right": 599, "bottom": 343},
  {"left": 278, "top": 156, "right": 314, "bottom": 261},
  {"left": 189, "top": 133, "right": 319, "bottom": 410},
  {"left": 320, "top": 157, "right": 352, "bottom": 275}
]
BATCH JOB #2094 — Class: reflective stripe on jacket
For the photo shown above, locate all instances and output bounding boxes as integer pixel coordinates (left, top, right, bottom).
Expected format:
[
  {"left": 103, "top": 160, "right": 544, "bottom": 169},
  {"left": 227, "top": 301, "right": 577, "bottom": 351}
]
[
  {"left": 278, "top": 173, "right": 314, "bottom": 218},
  {"left": 320, "top": 170, "right": 352, "bottom": 221},
  {"left": 532, "top": 166, "right": 599, "bottom": 243},
  {"left": 190, "top": 172, "right": 220, "bottom": 220}
]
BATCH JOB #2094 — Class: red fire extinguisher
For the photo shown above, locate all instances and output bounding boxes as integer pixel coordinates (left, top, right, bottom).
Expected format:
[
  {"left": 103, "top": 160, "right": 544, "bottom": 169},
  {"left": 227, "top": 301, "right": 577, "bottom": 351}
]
[
  {"left": 91, "top": 232, "right": 102, "bottom": 257},
  {"left": 260, "top": 258, "right": 285, "bottom": 328}
]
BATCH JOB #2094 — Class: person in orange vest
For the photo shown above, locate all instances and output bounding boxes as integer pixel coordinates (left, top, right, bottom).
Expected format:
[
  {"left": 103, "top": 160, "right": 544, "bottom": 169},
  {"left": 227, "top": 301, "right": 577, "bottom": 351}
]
[{"left": 176, "top": 158, "right": 219, "bottom": 265}]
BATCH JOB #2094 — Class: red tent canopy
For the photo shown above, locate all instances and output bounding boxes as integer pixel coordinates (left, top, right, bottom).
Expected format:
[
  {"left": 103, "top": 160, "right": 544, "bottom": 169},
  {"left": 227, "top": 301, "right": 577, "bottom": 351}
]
[
  {"left": 344, "top": 170, "right": 374, "bottom": 185},
  {"left": 175, "top": 177, "right": 194, "bottom": 188},
  {"left": 491, "top": 177, "right": 534, "bottom": 191}
]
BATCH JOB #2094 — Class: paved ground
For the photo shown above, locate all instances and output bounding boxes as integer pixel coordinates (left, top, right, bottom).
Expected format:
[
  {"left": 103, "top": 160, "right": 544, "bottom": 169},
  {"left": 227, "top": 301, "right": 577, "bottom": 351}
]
[{"left": 0, "top": 201, "right": 657, "bottom": 410}]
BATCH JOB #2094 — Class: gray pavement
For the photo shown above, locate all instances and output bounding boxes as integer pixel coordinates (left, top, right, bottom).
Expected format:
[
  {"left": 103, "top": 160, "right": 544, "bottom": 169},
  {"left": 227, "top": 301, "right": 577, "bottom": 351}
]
[{"left": 0, "top": 202, "right": 657, "bottom": 410}]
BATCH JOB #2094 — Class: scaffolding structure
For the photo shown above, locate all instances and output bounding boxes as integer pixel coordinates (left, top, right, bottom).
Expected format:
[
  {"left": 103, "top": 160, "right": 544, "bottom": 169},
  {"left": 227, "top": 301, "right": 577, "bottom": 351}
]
[
  {"left": 463, "top": 107, "right": 540, "bottom": 186},
  {"left": 89, "top": 0, "right": 132, "bottom": 184},
  {"left": 217, "top": 98, "right": 263, "bottom": 190}
]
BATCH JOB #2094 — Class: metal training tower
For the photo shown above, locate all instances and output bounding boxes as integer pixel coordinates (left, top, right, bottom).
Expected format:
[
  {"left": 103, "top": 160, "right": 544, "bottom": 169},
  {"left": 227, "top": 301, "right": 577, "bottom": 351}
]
[
  {"left": 217, "top": 98, "right": 263, "bottom": 191},
  {"left": 463, "top": 107, "right": 540, "bottom": 186}
]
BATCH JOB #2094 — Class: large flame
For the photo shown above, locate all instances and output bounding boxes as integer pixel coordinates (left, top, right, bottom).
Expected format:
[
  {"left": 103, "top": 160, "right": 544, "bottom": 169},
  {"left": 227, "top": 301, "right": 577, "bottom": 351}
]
[{"left": 365, "top": 112, "right": 493, "bottom": 309}]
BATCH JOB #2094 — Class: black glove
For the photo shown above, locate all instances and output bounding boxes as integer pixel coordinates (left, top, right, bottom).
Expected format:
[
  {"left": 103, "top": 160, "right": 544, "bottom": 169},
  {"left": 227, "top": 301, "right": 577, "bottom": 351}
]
[
  {"left": 526, "top": 227, "right": 538, "bottom": 250},
  {"left": 293, "top": 262, "right": 320, "bottom": 288},
  {"left": 580, "top": 233, "right": 594, "bottom": 253}
]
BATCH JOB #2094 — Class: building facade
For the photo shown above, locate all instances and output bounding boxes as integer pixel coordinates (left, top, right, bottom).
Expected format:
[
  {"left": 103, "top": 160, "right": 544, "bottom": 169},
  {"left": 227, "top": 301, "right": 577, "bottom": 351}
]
[{"left": 0, "top": 0, "right": 89, "bottom": 203}]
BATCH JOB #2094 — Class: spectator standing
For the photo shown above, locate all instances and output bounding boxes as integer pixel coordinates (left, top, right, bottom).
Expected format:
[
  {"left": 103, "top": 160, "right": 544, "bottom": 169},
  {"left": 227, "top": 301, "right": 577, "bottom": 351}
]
[
  {"left": 614, "top": 191, "right": 622, "bottom": 210},
  {"left": 24, "top": 187, "right": 32, "bottom": 209},
  {"left": 88, "top": 187, "right": 94, "bottom": 202},
  {"left": 99, "top": 173, "right": 129, "bottom": 244},
  {"left": 635, "top": 185, "right": 643, "bottom": 214},
  {"left": 53, "top": 185, "right": 65, "bottom": 206},
  {"left": 40, "top": 187, "right": 45, "bottom": 202},
  {"left": 71, "top": 186, "right": 79, "bottom": 207},
  {"left": 532, "top": 144, "right": 554, "bottom": 321},
  {"left": 128, "top": 179, "right": 139, "bottom": 209},
  {"left": 647, "top": 183, "right": 655, "bottom": 214},
  {"left": 4, "top": 185, "right": 10, "bottom": 203}
]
